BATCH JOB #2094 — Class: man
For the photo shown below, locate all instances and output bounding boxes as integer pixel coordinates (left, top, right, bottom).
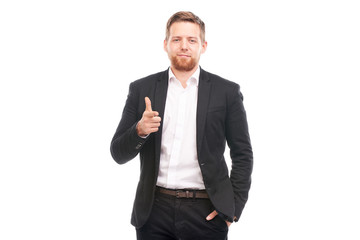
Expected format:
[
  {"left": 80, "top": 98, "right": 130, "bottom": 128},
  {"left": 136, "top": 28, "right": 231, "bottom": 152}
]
[{"left": 110, "top": 11, "right": 253, "bottom": 240}]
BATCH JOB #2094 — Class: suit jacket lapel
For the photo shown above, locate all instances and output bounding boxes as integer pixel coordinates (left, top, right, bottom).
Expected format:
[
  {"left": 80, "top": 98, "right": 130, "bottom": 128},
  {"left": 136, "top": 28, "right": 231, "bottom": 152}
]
[
  {"left": 154, "top": 70, "right": 169, "bottom": 172},
  {"left": 196, "top": 68, "right": 211, "bottom": 158}
]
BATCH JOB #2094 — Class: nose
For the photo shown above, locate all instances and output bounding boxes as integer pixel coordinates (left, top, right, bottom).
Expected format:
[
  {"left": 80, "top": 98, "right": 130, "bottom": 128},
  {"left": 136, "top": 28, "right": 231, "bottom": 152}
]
[{"left": 180, "top": 40, "right": 188, "bottom": 50}]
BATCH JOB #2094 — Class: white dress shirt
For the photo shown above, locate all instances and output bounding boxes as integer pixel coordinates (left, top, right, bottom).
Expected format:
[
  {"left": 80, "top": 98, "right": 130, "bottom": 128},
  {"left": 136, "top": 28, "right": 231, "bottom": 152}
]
[{"left": 156, "top": 67, "right": 205, "bottom": 190}]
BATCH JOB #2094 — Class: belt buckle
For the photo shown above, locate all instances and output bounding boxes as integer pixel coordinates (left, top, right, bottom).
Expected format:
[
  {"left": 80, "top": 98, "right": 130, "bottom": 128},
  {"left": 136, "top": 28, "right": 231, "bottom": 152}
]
[{"left": 175, "top": 190, "right": 191, "bottom": 198}]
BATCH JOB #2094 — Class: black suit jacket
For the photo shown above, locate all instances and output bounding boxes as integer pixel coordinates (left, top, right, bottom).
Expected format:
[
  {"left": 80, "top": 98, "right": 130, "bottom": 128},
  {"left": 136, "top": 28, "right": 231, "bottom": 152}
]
[{"left": 110, "top": 68, "right": 253, "bottom": 228}]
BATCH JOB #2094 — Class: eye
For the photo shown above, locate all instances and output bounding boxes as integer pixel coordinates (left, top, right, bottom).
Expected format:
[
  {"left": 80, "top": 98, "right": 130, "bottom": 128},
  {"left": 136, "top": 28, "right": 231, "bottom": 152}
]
[{"left": 189, "top": 39, "right": 197, "bottom": 43}]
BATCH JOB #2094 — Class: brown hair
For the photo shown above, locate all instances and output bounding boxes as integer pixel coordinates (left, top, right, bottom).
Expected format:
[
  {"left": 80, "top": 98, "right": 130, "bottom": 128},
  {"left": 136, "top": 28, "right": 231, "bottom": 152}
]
[{"left": 165, "top": 11, "right": 205, "bottom": 43}]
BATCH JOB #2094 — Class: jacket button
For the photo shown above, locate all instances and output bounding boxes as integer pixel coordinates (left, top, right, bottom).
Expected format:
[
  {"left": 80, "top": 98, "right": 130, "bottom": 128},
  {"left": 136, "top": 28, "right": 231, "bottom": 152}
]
[{"left": 200, "top": 163, "right": 205, "bottom": 166}]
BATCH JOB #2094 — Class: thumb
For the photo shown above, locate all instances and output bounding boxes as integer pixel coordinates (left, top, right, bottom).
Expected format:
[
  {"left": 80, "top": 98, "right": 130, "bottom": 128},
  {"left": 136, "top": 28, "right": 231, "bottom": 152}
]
[
  {"left": 206, "top": 210, "right": 218, "bottom": 221},
  {"left": 145, "top": 97, "right": 152, "bottom": 112}
]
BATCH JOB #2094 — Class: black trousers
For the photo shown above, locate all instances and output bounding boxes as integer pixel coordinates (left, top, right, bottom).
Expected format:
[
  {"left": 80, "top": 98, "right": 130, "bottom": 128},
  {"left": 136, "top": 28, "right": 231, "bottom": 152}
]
[{"left": 136, "top": 191, "right": 228, "bottom": 240}]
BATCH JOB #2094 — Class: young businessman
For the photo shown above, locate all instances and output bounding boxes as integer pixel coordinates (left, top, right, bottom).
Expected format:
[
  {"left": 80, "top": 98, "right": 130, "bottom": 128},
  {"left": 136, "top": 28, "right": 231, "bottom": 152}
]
[{"left": 110, "top": 11, "right": 253, "bottom": 240}]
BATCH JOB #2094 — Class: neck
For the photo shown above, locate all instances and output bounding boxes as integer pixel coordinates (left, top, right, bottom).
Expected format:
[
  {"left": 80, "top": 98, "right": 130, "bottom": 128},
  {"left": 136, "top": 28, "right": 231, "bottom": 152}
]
[{"left": 170, "top": 65, "right": 199, "bottom": 84}]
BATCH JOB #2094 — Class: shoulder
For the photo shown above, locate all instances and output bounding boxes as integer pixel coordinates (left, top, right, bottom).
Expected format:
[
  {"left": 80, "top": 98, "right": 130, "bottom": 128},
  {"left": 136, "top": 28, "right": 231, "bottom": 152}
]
[
  {"left": 130, "top": 69, "right": 168, "bottom": 88},
  {"left": 201, "top": 68, "right": 240, "bottom": 90}
]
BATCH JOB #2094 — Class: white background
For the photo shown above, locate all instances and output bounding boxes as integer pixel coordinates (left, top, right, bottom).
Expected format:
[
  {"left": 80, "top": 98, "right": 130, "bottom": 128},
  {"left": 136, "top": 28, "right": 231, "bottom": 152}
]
[{"left": 1, "top": 0, "right": 359, "bottom": 239}]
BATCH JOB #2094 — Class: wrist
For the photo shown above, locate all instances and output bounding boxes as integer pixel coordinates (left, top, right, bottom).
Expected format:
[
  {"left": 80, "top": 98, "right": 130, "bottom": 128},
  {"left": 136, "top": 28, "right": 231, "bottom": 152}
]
[{"left": 136, "top": 121, "right": 147, "bottom": 138}]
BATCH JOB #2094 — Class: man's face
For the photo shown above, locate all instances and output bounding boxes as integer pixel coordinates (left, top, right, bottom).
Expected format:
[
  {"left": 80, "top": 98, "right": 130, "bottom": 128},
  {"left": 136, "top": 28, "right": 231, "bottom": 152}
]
[{"left": 164, "top": 21, "right": 207, "bottom": 72}]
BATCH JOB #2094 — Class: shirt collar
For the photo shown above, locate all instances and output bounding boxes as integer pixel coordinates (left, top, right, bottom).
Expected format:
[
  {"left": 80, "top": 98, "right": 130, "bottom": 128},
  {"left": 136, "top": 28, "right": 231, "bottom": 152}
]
[{"left": 168, "top": 66, "right": 200, "bottom": 87}]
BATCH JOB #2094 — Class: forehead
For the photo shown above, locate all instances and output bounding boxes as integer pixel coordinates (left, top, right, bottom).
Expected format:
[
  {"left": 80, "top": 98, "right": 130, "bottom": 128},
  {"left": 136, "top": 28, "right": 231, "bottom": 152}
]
[{"left": 169, "top": 21, "right": 201, "bottom": 38}]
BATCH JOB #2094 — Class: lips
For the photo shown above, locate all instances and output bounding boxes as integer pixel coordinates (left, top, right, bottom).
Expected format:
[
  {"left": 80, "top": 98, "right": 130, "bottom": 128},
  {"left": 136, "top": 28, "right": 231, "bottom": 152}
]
[
  {"left": 177, "top": 55, "right": 191, "bottom": 58},
  {"left": 177, "top": 53, "right": 190, "bottom": 56}
]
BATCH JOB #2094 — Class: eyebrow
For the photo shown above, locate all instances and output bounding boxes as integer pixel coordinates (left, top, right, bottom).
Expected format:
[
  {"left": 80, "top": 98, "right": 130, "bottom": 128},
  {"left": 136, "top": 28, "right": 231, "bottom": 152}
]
[{"left": 171, "top": 36, "right": 199, "bottom": 39}]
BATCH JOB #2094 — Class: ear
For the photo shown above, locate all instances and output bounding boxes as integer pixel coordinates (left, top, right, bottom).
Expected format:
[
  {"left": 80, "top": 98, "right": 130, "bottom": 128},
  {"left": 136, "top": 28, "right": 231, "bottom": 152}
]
[
  {"left": 163, "top": 39, "right": 168, "bottom": 53},
  {"left": 201, "top": 41, "right": 208, "bottom": 54}
]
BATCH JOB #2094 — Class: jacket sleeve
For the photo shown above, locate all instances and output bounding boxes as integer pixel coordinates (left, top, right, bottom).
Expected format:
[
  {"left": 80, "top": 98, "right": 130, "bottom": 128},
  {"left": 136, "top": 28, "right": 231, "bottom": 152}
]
[
  {"left": 110, "top": 82, "right": 148, "bottom": 164},
  {"left": 225, "top": 84, "right": 253, "bottom": 221}
]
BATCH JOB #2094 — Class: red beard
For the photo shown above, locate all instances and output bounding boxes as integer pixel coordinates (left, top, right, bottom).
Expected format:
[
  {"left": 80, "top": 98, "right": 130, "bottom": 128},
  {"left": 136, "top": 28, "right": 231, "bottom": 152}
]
[{"left": 170, "top": 55, "right": 198, "bottom": 72}]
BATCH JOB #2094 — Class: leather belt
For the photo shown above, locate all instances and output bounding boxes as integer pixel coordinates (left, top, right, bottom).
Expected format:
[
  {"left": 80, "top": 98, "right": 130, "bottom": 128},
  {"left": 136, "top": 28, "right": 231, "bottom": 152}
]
[{"left": 156, "top": 186, "right": 209, "bottom": 199}]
